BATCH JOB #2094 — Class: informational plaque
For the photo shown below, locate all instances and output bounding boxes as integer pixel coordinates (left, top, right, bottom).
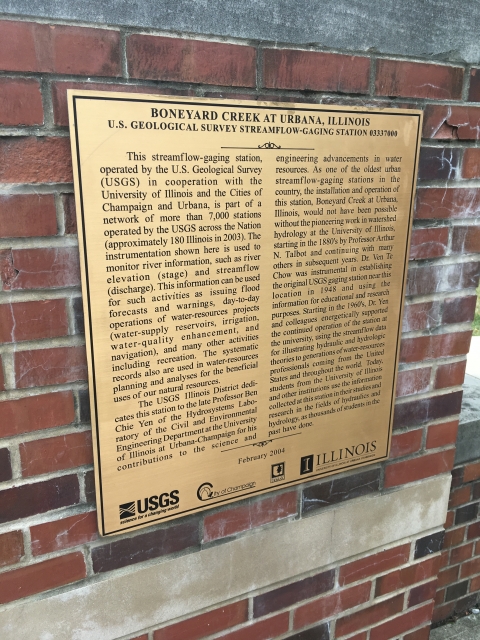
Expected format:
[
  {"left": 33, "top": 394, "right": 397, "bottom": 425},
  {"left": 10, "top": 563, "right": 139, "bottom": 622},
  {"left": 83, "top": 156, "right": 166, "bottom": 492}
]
[{"left": 68, "top": 91, "right": 422, "bottom": 535}]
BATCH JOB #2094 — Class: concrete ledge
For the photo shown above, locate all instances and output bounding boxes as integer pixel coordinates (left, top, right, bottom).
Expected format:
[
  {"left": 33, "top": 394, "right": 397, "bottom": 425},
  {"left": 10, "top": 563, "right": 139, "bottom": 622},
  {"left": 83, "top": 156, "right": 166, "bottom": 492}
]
[{"left": 0, "top": 475, "right": 451, "bottom": 640}]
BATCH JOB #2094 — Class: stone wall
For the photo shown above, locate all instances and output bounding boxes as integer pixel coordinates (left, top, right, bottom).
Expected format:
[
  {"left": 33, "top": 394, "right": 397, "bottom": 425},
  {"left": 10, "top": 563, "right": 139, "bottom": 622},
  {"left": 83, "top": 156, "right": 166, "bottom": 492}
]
[{"left": 0, "top": 13, "right": 479, "bottom": 640}]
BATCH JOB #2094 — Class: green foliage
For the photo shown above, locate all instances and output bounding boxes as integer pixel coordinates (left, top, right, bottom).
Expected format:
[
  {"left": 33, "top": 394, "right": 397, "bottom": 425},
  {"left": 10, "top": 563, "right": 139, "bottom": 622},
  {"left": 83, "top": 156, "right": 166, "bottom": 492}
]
[{"left": 473, "top": 284, "right": 480, "bottom": 337}]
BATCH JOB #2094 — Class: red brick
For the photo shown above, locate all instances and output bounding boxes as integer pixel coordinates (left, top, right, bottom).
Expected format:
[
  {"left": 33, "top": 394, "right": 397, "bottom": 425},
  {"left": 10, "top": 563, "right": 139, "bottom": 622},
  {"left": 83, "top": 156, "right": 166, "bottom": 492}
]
[
  {"left": 409, "top": 227, "right": 449, "bottom": 259},
  {"left": 0, "top": 21, "right": 120, "bottom": 76},
  {"left": 404, "top": 626, "right": 431, "bottom": 640},
  {"left": 0, "top": 391, "right": 74, "bottom": 438},
  {"left": 294, "top": 582, "right": 371, "bottom": 629},
  {"left": 452, "top": 226, "right": 480, "bottom": 254},
  {"left": 0, "top": 475, "right": 80, "bottom": 523},
  {"left": 445, "top": 510, "right": 455, "bottom": 528},
  {"left": 396, "top": 368, "right": 431, "bottom": 397},
  {"left": 340, "top": 544, "right": 411, "bottom": 585},
  {"left": 467, "top": 522, "right": 480, "bottom": 539},
  {"left": 427, "top": 420, "right": 459, "bottom": 449},
  {"left": 15, "top": 346, "right": 87, "bottom": 388},
  {"left": 475, "top": 540, "right": 480, "bottom": 554},
  {"left": 439, "top": 550, "right": 450, "bottom": 570},
  {"left": 408, "top": 580, "right": 438, "bottom": 607},
  {"left": 375, "top": 556, "right": 440, "bottom": 596},
  {"left": 464, "top": 462, "right": 480, "bottom": 483},
  {"left": 20, "top": 431, "right": 93, "bottom": 477},
  {"left": 451, "top": 467, "right": 465, "bottom": 488},
  {"left": 470, "top": 574, "right": 480, "bottom": 591},
  {"left": 0, "top": 194, "right": 57, "bottom": 238},
  {"left": 336, "top": 594, "right": 403, "bottom": 637},
  {"left": 263, "top": 49, "right": 370, "bottom": 93},
  {"left": 400, "top": 332, "right": 472, "bottom": 363},
  {"left": 390, "top": 430, "right": 423, "bottom": 459},
  {"left": 469, "top": 68, "right": 480, "bottom": 101},
  {"left": 153, "top": 601, "right": 248, "bottom": 640},
  {"left": 30, "top": 511, "right": 98, "bottom": 555},
  {"left": 370, "top": 602, "right": 434, "bottom": 640},
  {"left": 437, "top": 565, "right": 459, "bottom": 587},
  {"left": 407, "top": 262, "right": 480, "bottom": 297},
  {"left": 219, "top": 613, "right": 289, "bottom": 640},
  {"left": 0, "top": 448, "right": 12, "bottom": 482},
  {"left": 460, "top": 557, "right": 480, "bottom": 578},
  {"left": 450, "top": 542, "right": 474, "bottom": 565},
  {"left": 384, "top": 450, "right": 455, "bottom": 488},
  {"left": 0, "top": 300, "right": 68, "bottom": 343},
  {"left": 416, "top": 188, "right": 480, "bottom": 220},
  {"left": 128, "top": 35, "right": 255, "bottom": 87},
  {"left": 448, "top": 486, "right": 471, "bottom": 508},
  {"left": 0, "top": 531, "right": 24, "bottom": 567},
  {"left": 420, "top": 148, "right": 456, "bottom": 182},
  {"left": 463, "top": 148, "right": 480, "bottom": 179},
  {"left": 402, "top": 301, "right": 441, "bottom": 332},
  {"left": 432, "top": 601, "right": 454, "bottom": 623},
  {"left": 62, "top": 194, "right": 77, "bottom": 234},
  {"left": 204, "top": 491, "right": 297, "bottom": 542},
  {"left": 1, "top": 248, "right": 80, "bottom": 291},
  {"left": 443, "top": 296, "right": 477, "bottom": 325},
  {"left": 375, "top": 59, "right": 463, "bottom": 99},
  {"left": 0, "top": 137, "right": 72, "bottom": 183},
  {"left": 435, "top": 361, "right": 467, "bottom": 390},
  {"left": 435, "top": 588, "right": 446, "bottom": 606},
  {"left": 393, "top": 391, "right": 463, "bottom": 430},
  {"left": 423, "top": 105, "right": 480, "bottom": 140},
  {"left": 443, "top": 527, "right": 466, "bottom": 549},
  {"left": 0, "top": 552, "right": 85, "bottom": 604},
  {"left": 0, "top": 78, "right": 43, "bottom": 126},
  {"left": 344, "top": 634, "right": 367, "bottom": 640}
]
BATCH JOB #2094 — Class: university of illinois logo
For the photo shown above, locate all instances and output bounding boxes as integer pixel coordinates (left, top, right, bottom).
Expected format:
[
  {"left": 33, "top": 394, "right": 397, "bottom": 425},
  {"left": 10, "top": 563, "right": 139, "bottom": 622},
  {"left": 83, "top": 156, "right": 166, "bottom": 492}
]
[{"left": 197, "top": 482, "right": 214, "bottom": 501}]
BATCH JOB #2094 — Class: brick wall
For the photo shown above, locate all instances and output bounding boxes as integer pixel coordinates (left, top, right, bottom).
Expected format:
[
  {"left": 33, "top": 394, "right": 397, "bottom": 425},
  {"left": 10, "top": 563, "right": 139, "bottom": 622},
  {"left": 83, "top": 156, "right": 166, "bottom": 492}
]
[{"left": 0, "top": 16, "right": 480, "bottom": 639}]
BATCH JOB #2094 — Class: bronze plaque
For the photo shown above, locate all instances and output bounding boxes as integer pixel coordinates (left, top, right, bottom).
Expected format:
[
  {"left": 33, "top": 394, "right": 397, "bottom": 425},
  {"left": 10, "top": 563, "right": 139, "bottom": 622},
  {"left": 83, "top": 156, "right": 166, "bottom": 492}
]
[{"left": 68, "top": 91, "right": 422, "bottom": 535}]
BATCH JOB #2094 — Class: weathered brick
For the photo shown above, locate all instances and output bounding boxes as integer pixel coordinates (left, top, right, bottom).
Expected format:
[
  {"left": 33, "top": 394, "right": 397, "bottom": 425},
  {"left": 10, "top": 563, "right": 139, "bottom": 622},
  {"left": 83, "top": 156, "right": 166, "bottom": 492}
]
[
  {"left": 73, "top": 297, "right": 85, "bottom": 334},
  {"left": 432, "top": 601, "right": 455, "bottom": 623},
  {"left": 62, "top": 193, "right": 77, "bottom": 235},
  {"left": 302, "top": 468, "right": 380, "bottom": 515},
  {"left": 469, "top": 68, "right": 480, "bottom": 101},
  {"left": 0, "top": 552, "right": 85, "bottom": 605},
  {"left": 437, "top": 565, "right": 459, "bottom": 587},
  {"left": 20, "top": 430, "right": 93, "bottom": 477},
  {"left": 402, "top": 301, "right": 441, "bottom": 332},
  {"left": 0, "top": 391, "right": 74, "bottom": 438},
  {"left": 450, "top": 542, "right": 474, "bottom": 565},
  {"left": 407, "top": 262, "right": 480, "bottom": 297},
  {"left": 0, "top": 137, "right": 72, "bottom": 183},
  {"left": 264, "top": 49, "right": 369, "bottom": 93},
  {"left": 393, "top": 391, "right": 463, "bottom": 429},
  {"left": 84, "top": 469, "right": 96, "bottom": 503},
  {"left": 15, "top": 346, "right": 87, "bottom": 388},
  {"left": 467, "top": 521, "right": 480, "bottom": 539},
  {"left": 339, "top": 544, "right": 411, "bottom": 585},
  {"left": 0, "top": 475, "right": 80, "bottom": 524},
  {"left": 390, "top": 429, "right": 423, "bottom": 458},
  {"left": 396, "top": 368, "right": 431, "bottom": 397},
  {"left": 375, "top": 60, "right": 463, "bottom": 99},
  {"left": 435, "top": 361, "right": 467, "bottom": 390},
  {"left": 455, "top": 503, "right": 479, "bottom": 525},
  {"left": 408, "top": 580, "right": 438, "bottom": 606},
  {"left": 435, "top": 588, "right": 446, "bottom": 606},
  {"left": 253, "top": 569, "right": 334, "bottom": 617},
  {"left": 369, "top": 602, "right": 434, "bottom": 640},
  {"left": 445, "top": 580, "right": 468, "bottom": 601},
  {"left": 423, "top": 105, "right": 480, "bottom": 140},
  {"left": 204, "top": 491, "right": 297, "bottom": 542},
  {"left": 409, "top": 227, "right": 449, "bottom": 259},
  {"left": 473, "top": 482, "right": 480, "bottom": 500},
  {"left": 0, "top": 194, "right": 57, "bottom": 238},
  {"left": 426, "top": 420, "right": 459, "bottom": 449},
  {"left": 0, "top": 531, "right": 24, "bottom": 567},
  {"left": 416, "top": 188, "right": 480, "bottom": 220},
  {"left": 464, "top": 462, "right": 480, "bottom": 482},
  {"left": 463, "top": 148, "right": 480, "bottom": 179},
  {"left": 445, "top": 510, "right": 455, "bottom": 528},
  {"left": 375, "top": 556, "right": 440, "bottom": 596},
  {"left": 404, "top": 627, "right": 431, "bottom": 640},
  {"left": 470, "top": 574, "right": 480, "bottom": 591},
  {"left": 0, "top": 300, "right": 68, "bottom": 343},
  {"left": 294, "top": 582, "right": 371, "bottom": 629},
  {"left": 283, "top": 623, "right": 329, "bottom": 640},
  {"left": 220, "top": 613, "right": 289, "bottom": 640},
  {"left": 452, "top": 226, "right": 480, "bottom": 254},
  {"left": 153, "top": 601, "right": 248, "bottom": 640},
  {"left": 128, "top": 35, "right": 256, "bottom": 87},
  {"left": 0, "top": 448, "right": 12, "bottom": 482},
  {"left": 451, "top": 467, "right": 465, "bottom": 487},
  {"left": 1, "top": 248, "right": 80, "bottom": 291},
  {"left": 0, "top": 78, "right": 43, "bottom": 126},
  {"left": 443, "top": 296, "right": 477, "bottom": 324},
  {"left": 384, "top": 450, "right": 455, "bottom": 488},
  {"left": 418, "top": 147, "right": 460, "bottom": 181},
  {"left": 92, "top": 519, "right": 199, "bottom": 573},
  {"left": 0, "top": 21, "right": 120, "bottom": 76},
  {"left": 336, "top": 594, "right": 403, "bottom": 637},
  {"left": 30, "top": 511, "right": 98, "bottom": 555},
  {"left": 400, "top": 332, "right": 472, "bottom": 363}
]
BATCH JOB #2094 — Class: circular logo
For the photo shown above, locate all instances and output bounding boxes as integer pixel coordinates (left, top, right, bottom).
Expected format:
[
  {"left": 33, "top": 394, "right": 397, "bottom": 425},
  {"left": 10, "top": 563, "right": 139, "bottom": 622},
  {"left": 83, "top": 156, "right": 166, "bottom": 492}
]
[{"left": 197, "top": 482, "right": 214, "bottom": 501}]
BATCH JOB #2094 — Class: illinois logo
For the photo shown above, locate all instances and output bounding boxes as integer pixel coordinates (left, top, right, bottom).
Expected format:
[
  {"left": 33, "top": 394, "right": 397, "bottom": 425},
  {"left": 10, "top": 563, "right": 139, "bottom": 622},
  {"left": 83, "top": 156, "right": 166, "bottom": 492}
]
[
  {"left": 197, "top": 482, "right": 214, "bottom": 501},
  {"left": 119, "top": 501, "right": 135, "bottom": 520}
]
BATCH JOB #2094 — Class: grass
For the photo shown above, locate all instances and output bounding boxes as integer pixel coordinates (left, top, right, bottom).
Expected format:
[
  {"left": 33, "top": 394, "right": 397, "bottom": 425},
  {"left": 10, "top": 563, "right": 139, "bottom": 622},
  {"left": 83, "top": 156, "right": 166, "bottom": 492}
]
[{"left": 473, "top": 284, "right": 480, "bottom": 336}]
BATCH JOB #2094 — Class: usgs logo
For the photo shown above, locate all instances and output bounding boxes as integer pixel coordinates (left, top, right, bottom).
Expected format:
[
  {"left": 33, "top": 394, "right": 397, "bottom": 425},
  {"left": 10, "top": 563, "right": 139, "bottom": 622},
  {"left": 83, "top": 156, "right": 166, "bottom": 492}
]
[{"left": 119, "top": 490, "right": 179, "bottom": 521}]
